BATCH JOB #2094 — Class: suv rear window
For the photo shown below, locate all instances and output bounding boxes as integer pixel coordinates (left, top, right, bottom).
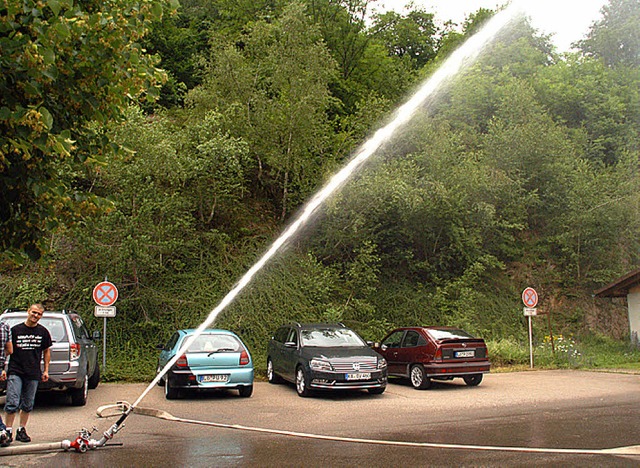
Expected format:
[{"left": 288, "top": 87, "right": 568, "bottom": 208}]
[{"left": 2, "top": 317, "right": 68, "bottom": 343}]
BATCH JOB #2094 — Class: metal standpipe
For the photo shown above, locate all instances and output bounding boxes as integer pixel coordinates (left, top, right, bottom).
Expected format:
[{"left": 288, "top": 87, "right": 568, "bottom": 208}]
[{"left": 75, "top": 402, "right": 133, "bottom": 451}]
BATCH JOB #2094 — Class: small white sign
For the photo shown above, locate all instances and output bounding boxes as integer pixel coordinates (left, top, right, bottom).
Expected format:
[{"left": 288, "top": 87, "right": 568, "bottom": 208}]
[
  {"left": 95, "top": 306, "right": 116, "bottom": 318},
  {"left": 523, "top": 307, "right": 537, "bottom": 316}
]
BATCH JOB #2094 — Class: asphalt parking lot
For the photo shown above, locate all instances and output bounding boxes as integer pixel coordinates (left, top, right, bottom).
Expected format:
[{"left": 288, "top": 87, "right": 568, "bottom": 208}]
[{"left": 1, "top": 369, "right": 639, "bottom": 466}]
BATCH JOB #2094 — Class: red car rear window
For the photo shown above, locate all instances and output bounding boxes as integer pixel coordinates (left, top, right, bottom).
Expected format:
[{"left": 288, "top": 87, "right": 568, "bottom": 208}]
[{"left": 427, "top": 328, "right": 476, "bottom": 340}]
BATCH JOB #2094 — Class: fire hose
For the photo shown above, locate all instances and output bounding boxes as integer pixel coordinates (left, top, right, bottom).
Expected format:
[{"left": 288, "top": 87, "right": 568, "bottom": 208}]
[{"left": 2, "top": 400, "right": 640, "bottom": 457}]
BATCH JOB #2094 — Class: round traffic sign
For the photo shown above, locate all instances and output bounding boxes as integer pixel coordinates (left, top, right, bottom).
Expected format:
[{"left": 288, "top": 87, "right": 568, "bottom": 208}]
[
  {"left": 522, "top": 287, "right": 538, "bottom": 308},
  {"left": 93, "top": 281, "right": 118, "bottom": 306}
]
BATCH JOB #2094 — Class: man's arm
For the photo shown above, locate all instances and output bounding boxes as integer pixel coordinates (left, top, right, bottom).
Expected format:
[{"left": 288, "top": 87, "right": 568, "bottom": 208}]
[
  {"left": 42, "top": 347, "right": 51, "bottom": 382},
  {"left": 0, "top": 326, "right": 11, "bottom": 381}
]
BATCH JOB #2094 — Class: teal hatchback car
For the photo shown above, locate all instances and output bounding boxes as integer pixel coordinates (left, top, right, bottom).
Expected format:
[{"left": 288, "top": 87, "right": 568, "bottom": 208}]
[{"left": 156, "top": 329, "right": 254, "bottom": 399}]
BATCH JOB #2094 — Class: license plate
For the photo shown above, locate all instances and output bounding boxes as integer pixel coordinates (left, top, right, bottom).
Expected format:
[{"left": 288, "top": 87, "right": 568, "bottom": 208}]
[
  {"left": 346, "top": 372, "right": 371, "bottom": 380},
  {"left": 199, "top": 374, "right": 229, "bottom": 383},
  {"left": 455, "top": 350, "right": 475, "bottom": 358}
]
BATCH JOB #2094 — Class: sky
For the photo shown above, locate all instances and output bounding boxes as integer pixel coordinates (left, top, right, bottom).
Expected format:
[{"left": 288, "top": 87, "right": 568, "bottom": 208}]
[{"left": 371, "top": 0, "right": 609, "bottom": 51}]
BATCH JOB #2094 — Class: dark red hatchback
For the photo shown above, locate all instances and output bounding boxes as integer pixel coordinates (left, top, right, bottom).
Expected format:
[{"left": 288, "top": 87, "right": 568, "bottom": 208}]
[{"left": 374, "top": 327, "right": 490, "bottom": 390}]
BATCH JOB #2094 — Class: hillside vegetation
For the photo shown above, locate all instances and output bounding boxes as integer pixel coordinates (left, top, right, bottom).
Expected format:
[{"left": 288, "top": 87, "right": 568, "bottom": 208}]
[{"left": 1, "top": 0, "right": 639, "bottom": 380}]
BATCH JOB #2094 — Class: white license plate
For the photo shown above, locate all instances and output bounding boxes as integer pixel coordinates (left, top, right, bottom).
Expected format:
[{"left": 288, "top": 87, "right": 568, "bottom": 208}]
[
  {"left": 346, "top": 372, "right": 371, "bottom": 380},
  {"left": 455, "top": 350, "right": 475, "bottom": 358},
  {"left": 200, "top": 374, "right": 229, "bottom": 383}
]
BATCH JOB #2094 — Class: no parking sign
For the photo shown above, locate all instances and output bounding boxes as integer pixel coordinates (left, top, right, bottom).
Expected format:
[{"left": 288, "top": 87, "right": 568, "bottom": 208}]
[
  {"left": 93, "top": 281, "right": 118, "bottom": 307},
  {"left": 522, "top": 287, "right": 538, "bottom": 308}
]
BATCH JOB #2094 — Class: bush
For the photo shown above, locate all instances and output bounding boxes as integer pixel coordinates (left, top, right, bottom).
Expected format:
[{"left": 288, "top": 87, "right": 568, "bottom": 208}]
[{"left": 486, "top": 338, "right": 530, "bottom": 366}]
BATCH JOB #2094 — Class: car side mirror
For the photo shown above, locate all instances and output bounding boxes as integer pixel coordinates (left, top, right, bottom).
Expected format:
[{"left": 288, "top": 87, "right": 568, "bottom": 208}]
[
  {"left": 284, "top": 341, "right": 296, "bottom": 348},
  {"left": 92, "top": 330, "right": 101, "bottom": 340},
  {"left": 156, "top": 343, "right": 165, "bottom": 350},
  {"left": 380, "top": 344, "right": 388, "bottom": 351}
]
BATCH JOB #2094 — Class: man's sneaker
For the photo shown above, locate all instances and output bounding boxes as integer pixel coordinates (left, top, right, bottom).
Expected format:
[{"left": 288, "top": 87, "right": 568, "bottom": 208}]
[
  {"left": 0, "top": 430, "right": 8, "bottom": 447},
  {"left": 15, "top": 428, "right": 30, "bottom": 443}
]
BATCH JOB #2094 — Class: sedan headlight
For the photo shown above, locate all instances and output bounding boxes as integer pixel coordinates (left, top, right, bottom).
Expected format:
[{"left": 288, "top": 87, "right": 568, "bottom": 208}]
[
  {"left": 377, "top": 357, "right": 387, "bottom": 369},
  {"left": 310, "top": 359, "right": 333, "bottom": 371}
]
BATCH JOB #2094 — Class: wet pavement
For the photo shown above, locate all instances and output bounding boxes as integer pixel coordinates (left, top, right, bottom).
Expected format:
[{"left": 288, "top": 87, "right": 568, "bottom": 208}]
[{"left": 0, "top": 370, "right": 639, "bottom": 466}]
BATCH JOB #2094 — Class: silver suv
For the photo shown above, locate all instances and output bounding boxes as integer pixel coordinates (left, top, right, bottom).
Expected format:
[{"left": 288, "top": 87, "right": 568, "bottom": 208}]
[{"left": 0, "top": 309, "right": 100, "bottom": 406}]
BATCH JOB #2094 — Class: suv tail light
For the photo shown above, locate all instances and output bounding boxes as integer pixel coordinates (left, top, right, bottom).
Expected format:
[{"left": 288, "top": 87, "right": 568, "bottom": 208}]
[
  {"left": 239, "top": 349, "right": 250, "bottom": 366},
  {"left": 176, "top": 354, "right": 188, "bottom": 367},
  {"left": 70, "top": 343, "right": 81, "bottom": 360}
]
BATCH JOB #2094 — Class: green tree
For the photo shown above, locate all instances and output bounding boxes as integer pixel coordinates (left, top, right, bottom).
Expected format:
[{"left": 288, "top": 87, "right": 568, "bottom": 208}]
[
  {"left": 578, "top": 0, "right": 640, "bottom": 67},
  {"left": 535, "top": 56, "right": 640, "bottom": 165},
  {"left": 305, "top": 0, "right": 369, "bottom": 83},
  {"left": 312, "top": 115, "right": 527, "bottom": 286},
  {"left": 1, "top": 0, "right": 176, "bottom": 262},
  {"left": 304, "top": 0, "right": 417, "bottom": 112},
  {"left": 63, "top": 105, "right": 252, "bottom": 323},
  {"left": 550, "top": 155, "right": 640, "bottom": 285},
  {"left": 479, "top": 80, "right": 578, "bottom": 235},
  {"left": 191, "top": 2, "right": 338, "bottom": 220},
  {"left": 368, "top": 9, "right": 438, "bottom": 68},
  {"left": 433, "top": 8, "right": 495, "bottom": 60}
]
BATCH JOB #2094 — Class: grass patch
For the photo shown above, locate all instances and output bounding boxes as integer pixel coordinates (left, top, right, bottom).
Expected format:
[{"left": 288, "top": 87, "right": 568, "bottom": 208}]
[{"left": 487, "top": 333, "right": 640, "bottom": 371}]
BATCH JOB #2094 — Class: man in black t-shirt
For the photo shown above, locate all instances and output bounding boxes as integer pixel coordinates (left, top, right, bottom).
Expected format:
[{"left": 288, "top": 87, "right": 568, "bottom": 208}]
[{"left": 3, "top": 304, "right": 52, "bottom": 444}]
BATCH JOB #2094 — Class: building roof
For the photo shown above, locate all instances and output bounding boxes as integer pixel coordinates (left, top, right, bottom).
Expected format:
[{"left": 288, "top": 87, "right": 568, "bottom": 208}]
[{"left": 594, "top": 268, "right": 640, "bottom": 298}]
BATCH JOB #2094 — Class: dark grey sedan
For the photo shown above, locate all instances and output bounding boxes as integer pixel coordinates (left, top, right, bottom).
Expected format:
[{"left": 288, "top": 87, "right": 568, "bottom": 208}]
[{"left": 266, "top": 323, "right": 387, "bottom": 397}]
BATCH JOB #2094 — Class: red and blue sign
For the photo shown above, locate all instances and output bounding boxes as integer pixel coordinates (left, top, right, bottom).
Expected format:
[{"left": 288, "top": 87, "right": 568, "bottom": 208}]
[
  {"left": 522, "top": 287, "right": 538, "bottom": 308},
  {"left": 93, "top": 281, "right": 118, "bottom": 307}
]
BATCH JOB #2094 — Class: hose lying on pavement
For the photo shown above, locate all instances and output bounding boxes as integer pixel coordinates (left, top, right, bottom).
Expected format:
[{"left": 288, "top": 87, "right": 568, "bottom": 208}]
[
  {"left": 103, "top": 404, "right": 640, "bottom": 457},
  {"left": 0, "top": 439, "right": 123, "bottom": 456},
  {"left": 0, "top": 442, "right": 68, "bottom": 456},
  {"left": 4, "top": 402, "right": 638, "bottom": 457}
]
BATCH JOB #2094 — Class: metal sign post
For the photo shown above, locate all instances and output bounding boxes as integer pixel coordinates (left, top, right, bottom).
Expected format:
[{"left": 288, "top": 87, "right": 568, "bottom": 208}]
[
  {"left": 95, "top": 307, "right": 116, "bottom": 370},
  {"left": 103, "top": 317, "right": 107, "bottom": 371},
  {"left": 528, "top": 315, "right": 533, "bottom": 368},
  {"left": 93, "top": 280, "right": 118, "bottom": 373},
  {"left": 524, "top": 308, "right": 536, "bottom": 368}
]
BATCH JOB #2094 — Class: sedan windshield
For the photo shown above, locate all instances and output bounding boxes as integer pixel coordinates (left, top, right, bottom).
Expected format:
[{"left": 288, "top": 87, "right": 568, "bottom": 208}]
[
  {"left": 427, "top": 328, "right": 476, "bottom": 340},
  {"left": 301, "top": 328, "right": 366, "bottom": 347}
]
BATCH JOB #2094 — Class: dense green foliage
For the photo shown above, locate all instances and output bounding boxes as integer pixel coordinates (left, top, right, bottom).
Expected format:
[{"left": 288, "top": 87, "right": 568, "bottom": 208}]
[
  {"left": 0, "top": 0, "right": 178, "bottom": 262},
  {"left": 1, "top": 0, "right": 639, "bottom": 381}
]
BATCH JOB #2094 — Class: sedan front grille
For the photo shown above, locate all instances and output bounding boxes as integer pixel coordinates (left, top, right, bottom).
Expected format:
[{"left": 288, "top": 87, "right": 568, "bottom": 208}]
[{"left": 329, "top": 356, "right": 378, "bottom": 372}]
